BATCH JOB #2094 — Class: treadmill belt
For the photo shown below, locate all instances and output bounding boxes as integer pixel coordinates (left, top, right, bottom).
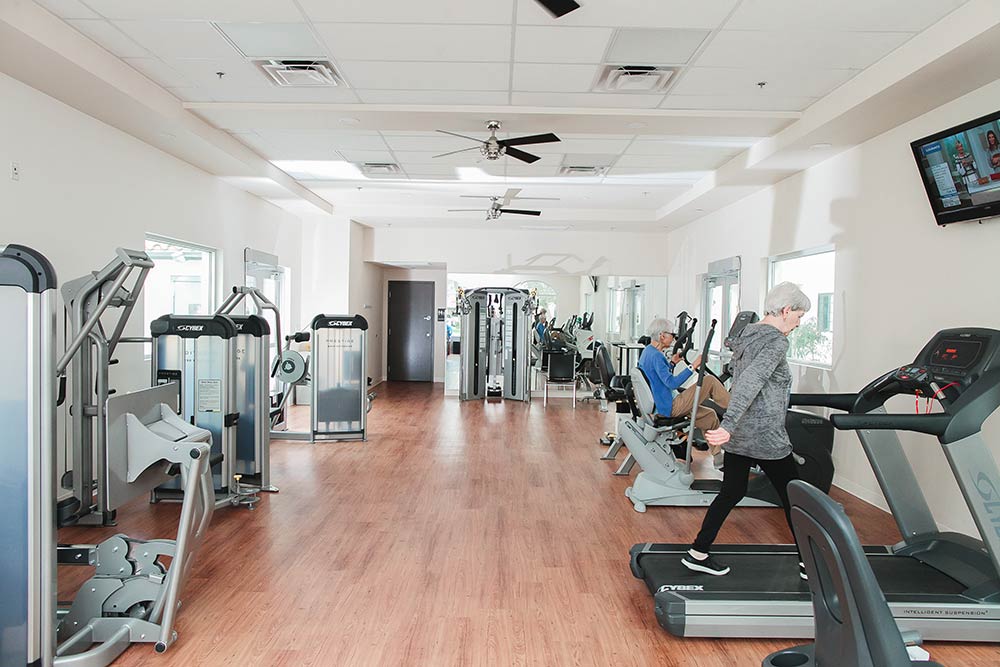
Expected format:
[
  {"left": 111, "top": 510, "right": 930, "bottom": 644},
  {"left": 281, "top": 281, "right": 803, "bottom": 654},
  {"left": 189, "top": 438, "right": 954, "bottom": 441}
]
[{"left": 637, "top": 549, "right": 966, "bottom": 598}]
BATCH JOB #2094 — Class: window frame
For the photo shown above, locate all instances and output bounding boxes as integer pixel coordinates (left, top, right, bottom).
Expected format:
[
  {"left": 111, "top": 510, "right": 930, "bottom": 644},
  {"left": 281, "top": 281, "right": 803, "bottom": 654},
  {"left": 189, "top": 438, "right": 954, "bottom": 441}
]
[
  {"left": 143, "top": 233, "right": 219, "bottom": 356},
  {"left": 767, "top": 244, "right": 836, "bottom": 369}
]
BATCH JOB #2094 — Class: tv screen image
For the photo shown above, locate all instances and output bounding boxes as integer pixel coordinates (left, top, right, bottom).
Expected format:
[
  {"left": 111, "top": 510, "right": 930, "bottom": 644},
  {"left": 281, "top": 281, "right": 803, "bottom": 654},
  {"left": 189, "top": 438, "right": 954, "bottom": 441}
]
[{"left": 911, "top": 109, "right": 1000, "bottom": 226}]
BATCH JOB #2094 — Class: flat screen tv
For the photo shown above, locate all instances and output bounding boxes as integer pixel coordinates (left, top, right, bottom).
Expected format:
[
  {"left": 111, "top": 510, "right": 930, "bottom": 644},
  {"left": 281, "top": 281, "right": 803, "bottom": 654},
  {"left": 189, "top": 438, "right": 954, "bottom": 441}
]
[{"left": 911, "top": 109, "right": 1000, "bottom": 226}]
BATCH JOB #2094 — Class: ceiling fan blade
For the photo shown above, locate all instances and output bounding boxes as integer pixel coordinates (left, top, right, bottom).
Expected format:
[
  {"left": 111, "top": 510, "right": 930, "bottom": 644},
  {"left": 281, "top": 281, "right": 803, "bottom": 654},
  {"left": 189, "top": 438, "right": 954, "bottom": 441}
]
[
  {"left": 459, "top": 195, "right": 499, "bottom": 199},
  {"left": 535, "top": 0, "right": 581, "bottom": 18},
  {"left": 499, "top": 208, "right": 542, "bottom": 216},
  {"left": 435, "top": 129, "right": 485, "bottom": 143},
  {"left": 504, "top": 146, "right": 541, "bottom": 164},
  {"left": 432, "top": 146, "right": 481, "bottom": 159},
  {"left": 499, "top": 133, "right": 561, "bottom": 147},
  {"left": 509, "top": 196, "right": 560, "bottom": 201},
  {"left": 502, "top": 187, "right": 522, "bottom": 205}
]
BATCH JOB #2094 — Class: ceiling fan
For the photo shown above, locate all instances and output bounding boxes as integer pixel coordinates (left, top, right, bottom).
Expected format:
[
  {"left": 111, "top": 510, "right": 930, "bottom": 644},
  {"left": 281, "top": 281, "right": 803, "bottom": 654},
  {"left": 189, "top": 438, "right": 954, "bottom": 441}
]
[
  {"left": 448, "top": 188, "right": 559, "bottom": 220},
  {"left": 434, "top": 120, "right": 560, "bottom": 165},
  {"left": 536, "top": 0, "right": 581, "bottom": 18}
]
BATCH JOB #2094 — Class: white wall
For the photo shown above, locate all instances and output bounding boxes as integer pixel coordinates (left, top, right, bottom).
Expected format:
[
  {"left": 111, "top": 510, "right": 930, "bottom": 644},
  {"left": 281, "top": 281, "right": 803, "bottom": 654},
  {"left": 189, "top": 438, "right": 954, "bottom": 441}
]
[
  {"left": 298, "top": 214, "right": 350, "bottom": 328},
  {"left": 369, "top": 226, "right": 669, "bottom": 276},
  {"left": 382, "top": 267, "right": 447, "bottom": 383},
  {"left": 665, "top": 78, "right": 1000, "bottom": 535},
  {"left": 348, "top": 223, "right": 385, "bottom": 383},
  {"left": 0, "top": 71, "right": 303, "bottom": 476}
]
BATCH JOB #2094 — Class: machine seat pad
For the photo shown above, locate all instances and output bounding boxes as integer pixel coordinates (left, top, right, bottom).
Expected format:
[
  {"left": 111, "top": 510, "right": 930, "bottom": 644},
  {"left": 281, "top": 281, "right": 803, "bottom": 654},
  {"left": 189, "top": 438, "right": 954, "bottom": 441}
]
[{"left": 651, "top": 413, "right": 687, "bottom": 428}]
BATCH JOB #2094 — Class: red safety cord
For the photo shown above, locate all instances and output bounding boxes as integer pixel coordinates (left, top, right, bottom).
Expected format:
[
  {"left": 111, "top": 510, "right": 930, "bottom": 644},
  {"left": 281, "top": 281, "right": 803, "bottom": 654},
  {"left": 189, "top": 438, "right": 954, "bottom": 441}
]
[{"left": 925, "top": 382, "right": 960, "bottom": 414}]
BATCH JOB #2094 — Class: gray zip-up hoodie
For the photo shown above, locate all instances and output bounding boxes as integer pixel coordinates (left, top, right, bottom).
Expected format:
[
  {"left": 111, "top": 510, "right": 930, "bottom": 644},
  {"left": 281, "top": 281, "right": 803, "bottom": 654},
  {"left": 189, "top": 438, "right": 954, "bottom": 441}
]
[{"left": 718, "top": 322, "right": 792, "bottom": 460}]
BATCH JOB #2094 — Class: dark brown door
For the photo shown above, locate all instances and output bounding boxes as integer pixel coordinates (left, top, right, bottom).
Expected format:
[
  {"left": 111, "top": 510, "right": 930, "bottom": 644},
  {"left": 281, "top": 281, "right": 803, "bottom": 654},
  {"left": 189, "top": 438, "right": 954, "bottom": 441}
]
[{"left": 387, "top": 280, "right": 434, "bottom": 381}]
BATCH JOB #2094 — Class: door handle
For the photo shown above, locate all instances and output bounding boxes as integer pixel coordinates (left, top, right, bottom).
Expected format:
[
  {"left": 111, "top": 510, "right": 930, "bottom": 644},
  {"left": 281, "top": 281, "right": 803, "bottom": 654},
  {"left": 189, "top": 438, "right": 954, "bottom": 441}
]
[
  {"left": 426, "top": 333, "right": 431, "bottom": 337},
  {"left": 423, "top": 315, "right": 432, "bottom": 320}
]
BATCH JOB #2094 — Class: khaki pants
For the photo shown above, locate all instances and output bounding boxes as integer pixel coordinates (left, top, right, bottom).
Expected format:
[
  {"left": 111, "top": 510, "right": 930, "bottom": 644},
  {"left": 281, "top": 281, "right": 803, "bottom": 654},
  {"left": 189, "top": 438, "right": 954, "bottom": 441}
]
[{"left": 671, "top": 374, "right": 730, "bottom": 433}]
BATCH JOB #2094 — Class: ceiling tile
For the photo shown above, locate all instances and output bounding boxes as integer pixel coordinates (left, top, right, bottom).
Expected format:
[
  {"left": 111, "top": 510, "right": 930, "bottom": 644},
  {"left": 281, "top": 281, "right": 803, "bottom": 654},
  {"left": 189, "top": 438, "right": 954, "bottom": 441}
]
[
  {"left": 113, "top": 21, "right": 237, "bottom": 59},
  {"left": 67, "top": 20, "right": 149, "bottom": 58},
  {"left": 315, "top": 24, "right": 511, "bottom": 63},
  {"left": 168, "top": 83, "right": 360, "bottom": 103},
  {"left": 695, "top": 30, "right": 911, "bottom": 71},
  {"left": 726, "top": 0, "right": 968, "bottom": 32},
  {"left": 614, "top": 154, "right": 734, "bottom": 169},
  {"left": 511, "top": 91, "right": 663, "bottom": 108},
  {"left": 339, "top": 62, "right": 510, "bottom": 90},
  {"left": 513, "top": 26, "right": 614, "bottom": 64},
  {"left": 382, "top": 133, "right": 491, "bottom": 152},
  {"left": 670, "top": 67, "right": 856, "bottom": 99},
  {"left": 529, "top": 137, "right": 633, "bottom": 154},
  {"left": 250, "top": 131, "right": 390, "bottom": 160},
  {"left": 399, "top": 164, "right": 462, "bottom": 177},
  {"left": 512, "top": 64, "right": 599, "bottom": 92},
  {"left": 166, "top": 58, "right": 267, "bottom": 88},
  {"left": 606, "top": 29, "right": 710, "bottom": 65},
  {"left": 123, "top": 58, "right": 191, "bottom": 88},
  {"left": 337, "top": 149, "right": 397, "bottom": 163},
  {"left": 35, "top": 0, "right": 100, "bottom": 19},
  {"left": 84, "top": 0, "right": 305, "bottom": 21},
  {"left": 660, "top": 94, "right": 816, "bottom": 111},
  {"left": 215, "top": 23, "right": 324, "bottom": 58},
  {"left": 298, "top": 0, "right": 514, "bottom": 24},
  {"left": 392, "top": 150, "right": 490, "bottom": 166},
  {"left": 356, "top": 90, "right": 511, "bottom": 106},
  {"left": 516, "top": 0, "right": 739, "bottom": 29}
]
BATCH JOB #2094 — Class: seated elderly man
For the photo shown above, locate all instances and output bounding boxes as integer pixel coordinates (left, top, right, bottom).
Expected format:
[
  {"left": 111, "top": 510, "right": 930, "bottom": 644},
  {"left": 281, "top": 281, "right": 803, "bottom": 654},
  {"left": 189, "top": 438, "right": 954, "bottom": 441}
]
[{"left": 637, "top": 318, "right": 731, "bottom": 435}]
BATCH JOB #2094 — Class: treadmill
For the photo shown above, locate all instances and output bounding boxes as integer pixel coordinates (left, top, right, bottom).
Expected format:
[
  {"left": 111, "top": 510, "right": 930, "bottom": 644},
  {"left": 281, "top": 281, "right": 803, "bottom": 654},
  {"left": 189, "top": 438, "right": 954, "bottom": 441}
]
[{"left": 629, "top": 327, "right": 1000, "bottom": 642}]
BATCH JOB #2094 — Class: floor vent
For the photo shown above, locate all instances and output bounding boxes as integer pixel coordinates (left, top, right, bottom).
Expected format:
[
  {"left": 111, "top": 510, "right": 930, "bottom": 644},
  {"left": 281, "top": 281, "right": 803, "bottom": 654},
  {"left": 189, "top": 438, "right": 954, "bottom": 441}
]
[
  {"left": 593, "top": 65, "right": 677, "bottom": 93},
  {"left": 254, "top": 59, "right": 344, "bottom": 87}
]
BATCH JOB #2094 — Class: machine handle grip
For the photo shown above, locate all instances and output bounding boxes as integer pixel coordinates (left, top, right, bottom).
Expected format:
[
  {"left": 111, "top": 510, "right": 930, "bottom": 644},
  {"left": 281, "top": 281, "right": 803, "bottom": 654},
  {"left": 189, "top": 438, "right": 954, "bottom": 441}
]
[
  {"left": 790, "top": 393, "right": 857, "bottom": 411},
  {"left": 830, "top": 412, "right": 951, "bottom": 437}
]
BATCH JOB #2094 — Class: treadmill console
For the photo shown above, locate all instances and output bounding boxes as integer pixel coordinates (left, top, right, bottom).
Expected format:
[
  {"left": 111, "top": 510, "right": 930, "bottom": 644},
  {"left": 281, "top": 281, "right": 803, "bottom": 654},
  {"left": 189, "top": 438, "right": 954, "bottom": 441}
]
[{"left": 916, "top": 330, "right": 998, "bottom": 386}]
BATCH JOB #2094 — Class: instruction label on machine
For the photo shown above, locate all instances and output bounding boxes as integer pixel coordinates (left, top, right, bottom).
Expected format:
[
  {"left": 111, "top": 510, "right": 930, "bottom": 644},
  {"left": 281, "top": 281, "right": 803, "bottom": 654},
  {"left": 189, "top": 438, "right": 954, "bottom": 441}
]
[{"left": 197, "top": 379, "right": 223, "bottom": 413}]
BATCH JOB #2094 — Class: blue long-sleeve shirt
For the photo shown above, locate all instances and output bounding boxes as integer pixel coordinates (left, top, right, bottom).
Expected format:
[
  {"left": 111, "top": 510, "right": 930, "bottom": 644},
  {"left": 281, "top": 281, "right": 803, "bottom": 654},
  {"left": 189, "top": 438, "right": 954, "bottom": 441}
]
[{"left": 637, "top": 344, "right": 692, "bottom": 416}]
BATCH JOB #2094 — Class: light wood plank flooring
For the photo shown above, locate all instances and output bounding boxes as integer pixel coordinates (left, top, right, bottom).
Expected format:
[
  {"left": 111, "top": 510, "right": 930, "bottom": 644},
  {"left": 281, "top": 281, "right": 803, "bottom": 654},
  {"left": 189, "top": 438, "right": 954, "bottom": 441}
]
[{"left": 60, "top": 382, "right": 996, "bottom": 665}]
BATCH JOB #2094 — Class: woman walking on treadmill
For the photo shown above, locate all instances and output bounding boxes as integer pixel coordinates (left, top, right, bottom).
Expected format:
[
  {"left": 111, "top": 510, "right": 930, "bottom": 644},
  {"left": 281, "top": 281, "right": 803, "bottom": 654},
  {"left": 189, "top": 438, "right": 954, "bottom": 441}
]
[{"left": 682, "top": 282, "right": 811, "bottom": 579}]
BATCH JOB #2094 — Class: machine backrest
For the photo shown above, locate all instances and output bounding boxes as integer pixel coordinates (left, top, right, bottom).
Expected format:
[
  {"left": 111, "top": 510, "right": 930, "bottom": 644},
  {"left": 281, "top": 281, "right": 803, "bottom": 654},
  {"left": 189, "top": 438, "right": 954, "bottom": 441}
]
[
  {"left": 629, "top": 366, "right": 658, "bottom": 422},
  {"left": 787, "top": 481, "right": 921, "bottom": 667},
  {"left": 595, "top": 343, "right": 616, "bottom": 388}
]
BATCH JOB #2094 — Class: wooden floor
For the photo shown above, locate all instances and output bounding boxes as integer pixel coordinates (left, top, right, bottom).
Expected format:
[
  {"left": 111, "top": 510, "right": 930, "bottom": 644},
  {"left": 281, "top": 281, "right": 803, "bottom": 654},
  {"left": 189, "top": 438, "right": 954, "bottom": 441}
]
[{"left": 60, "top": 382, "right": 994, "bottom": 666}]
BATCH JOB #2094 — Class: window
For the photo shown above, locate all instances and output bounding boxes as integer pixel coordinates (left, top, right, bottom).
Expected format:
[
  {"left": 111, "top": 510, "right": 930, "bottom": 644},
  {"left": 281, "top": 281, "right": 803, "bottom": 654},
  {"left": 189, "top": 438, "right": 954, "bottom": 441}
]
[
  {"left": 769, "top": 247, "right": 836, "bottom": 367},
  {"left": 245, "top": 252, "right": 290, "bottom": 393},
  {"left": 143, "top": 235, "right": 217, "bottom": 352},
  {"left": 701, "top": 259, "right": 740, "bottom": 375}
]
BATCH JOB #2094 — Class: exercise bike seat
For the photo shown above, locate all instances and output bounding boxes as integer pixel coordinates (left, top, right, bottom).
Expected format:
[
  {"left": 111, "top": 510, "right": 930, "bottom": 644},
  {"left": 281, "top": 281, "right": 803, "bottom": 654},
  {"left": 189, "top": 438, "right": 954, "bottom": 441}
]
[{"left": 650, "top": 413, "right": 686, "bottom": 428}]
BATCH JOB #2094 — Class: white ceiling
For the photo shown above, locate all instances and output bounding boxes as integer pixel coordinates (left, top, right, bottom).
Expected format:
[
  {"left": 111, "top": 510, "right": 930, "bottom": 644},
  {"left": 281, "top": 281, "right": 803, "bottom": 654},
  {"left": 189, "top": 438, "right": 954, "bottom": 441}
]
[{"left": 30, "top": 0, "right": 976, "bottom": 229}]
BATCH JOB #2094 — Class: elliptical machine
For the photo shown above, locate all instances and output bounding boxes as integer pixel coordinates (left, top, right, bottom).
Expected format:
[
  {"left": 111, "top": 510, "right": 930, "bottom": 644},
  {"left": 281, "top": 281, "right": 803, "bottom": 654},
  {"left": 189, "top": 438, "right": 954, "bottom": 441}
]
[{"left": 621, "top": 318, "right": 835, "bottom": 511}]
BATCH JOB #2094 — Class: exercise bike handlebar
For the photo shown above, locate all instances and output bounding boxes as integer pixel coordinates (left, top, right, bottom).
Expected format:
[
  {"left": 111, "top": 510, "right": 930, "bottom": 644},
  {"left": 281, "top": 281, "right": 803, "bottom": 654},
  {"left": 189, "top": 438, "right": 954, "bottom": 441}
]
[
  {"left": 694, "top": 319, "right": 717, "bottom": 386},
  {"left": 790, "top": 393, "right": 858, "bottom": 412}
]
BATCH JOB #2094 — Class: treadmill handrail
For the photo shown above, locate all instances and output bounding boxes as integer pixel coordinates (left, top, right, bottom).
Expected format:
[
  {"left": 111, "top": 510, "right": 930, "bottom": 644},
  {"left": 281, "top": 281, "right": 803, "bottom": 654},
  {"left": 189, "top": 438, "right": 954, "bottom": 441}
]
[
  {"left": 830, "top": 412, "right": 951, "bottom": 438},
  {"left": 790, "top": 393, "right": 857, "bottom": 411}
]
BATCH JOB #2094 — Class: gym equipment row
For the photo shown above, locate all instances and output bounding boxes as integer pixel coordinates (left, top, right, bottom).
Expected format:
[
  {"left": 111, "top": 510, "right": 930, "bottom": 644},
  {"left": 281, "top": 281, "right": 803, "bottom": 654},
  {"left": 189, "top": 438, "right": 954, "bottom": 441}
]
[{"left": 2, "top": 244, "right": 215, "bottom": 666}]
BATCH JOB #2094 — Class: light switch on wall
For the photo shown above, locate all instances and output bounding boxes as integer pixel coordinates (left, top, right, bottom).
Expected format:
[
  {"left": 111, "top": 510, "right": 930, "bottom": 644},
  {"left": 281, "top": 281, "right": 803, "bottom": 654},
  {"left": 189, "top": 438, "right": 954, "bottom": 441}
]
[{"left": 10, "top": 162, "right": 20, "bottom": 181}]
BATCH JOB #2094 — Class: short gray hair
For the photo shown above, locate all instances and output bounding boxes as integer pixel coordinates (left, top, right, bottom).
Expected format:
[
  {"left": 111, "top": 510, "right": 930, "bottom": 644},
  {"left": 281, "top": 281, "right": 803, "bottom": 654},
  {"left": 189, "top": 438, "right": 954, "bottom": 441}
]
[
  {"left": 646, "top": 317, "right": 676, "bottom": 338},
  {"left": 764, "top": 281, "right": 812, "bottom": 316}
]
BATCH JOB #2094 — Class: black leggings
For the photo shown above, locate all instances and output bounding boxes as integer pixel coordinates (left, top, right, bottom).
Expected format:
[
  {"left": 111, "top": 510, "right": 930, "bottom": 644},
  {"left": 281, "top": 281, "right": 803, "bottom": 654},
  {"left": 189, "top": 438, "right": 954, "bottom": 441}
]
[{"left": 692, "top": 452, "right": 799, "bottom": 554}]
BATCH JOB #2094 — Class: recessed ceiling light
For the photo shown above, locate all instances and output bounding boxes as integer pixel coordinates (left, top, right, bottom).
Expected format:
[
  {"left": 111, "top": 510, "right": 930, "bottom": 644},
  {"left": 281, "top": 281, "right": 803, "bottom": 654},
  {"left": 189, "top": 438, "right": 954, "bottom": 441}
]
[
  {"left": 339, "top": 117, "right": 361, "bottom": 126},
  {"left": 809, "top": 142, "right": 833, "bottom": 150}
]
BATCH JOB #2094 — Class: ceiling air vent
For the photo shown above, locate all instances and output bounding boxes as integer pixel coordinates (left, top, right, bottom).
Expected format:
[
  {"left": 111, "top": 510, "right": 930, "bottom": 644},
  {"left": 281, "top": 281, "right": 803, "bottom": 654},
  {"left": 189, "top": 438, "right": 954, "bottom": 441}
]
[
  {"left": 593, "top": 65, "right": 677, "bottom": 93},
  {"left": 254, "top": 59, "right": 343, "bottom": 87},
  {"left": 558, "top": 165, "right": 607, "bottom": 176},
  {"left": 361, "top": 162, "right": 401, "bottom": 176}
]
